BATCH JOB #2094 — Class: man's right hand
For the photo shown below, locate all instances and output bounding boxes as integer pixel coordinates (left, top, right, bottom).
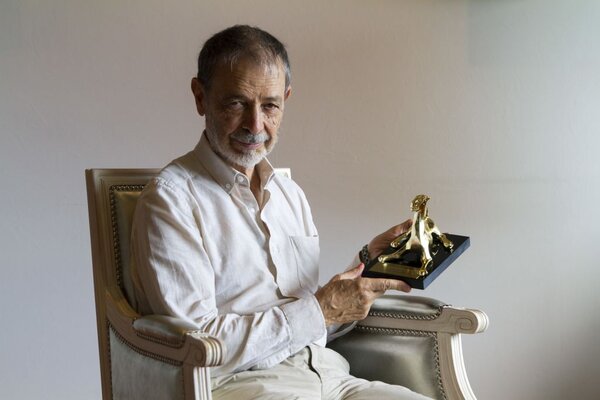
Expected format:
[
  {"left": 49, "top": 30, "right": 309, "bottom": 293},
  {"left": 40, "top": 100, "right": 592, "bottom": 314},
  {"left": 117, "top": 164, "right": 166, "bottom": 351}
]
[{"left": 315, "top": 263, "right": 412, "bottom": 327}]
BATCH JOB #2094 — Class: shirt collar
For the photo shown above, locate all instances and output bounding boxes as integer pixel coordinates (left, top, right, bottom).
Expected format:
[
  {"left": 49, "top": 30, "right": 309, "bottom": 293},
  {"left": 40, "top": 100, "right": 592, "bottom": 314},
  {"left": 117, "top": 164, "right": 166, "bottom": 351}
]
[{"left": 193, "top": 132, "right": 275, "bottom": 193}]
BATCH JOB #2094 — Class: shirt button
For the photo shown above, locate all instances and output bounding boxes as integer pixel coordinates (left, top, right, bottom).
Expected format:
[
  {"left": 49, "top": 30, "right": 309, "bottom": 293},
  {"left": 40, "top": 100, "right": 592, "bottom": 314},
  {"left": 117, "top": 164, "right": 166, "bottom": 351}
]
[
  {"left": 236, "top": 175, "right": 245, "bottom": 184},
  {"left": 225, "top": 183, "right": 232, "bottom": 189}
]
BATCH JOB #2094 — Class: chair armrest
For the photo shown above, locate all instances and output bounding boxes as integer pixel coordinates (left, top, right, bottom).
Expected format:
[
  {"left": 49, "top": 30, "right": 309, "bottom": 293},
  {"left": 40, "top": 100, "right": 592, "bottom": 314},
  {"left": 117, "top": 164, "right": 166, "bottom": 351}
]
[
  {"left": 133, "top": 315, "right": 202, "bottom": 347},
  {"left": 106, "top": 289, "right": 224, "bottom": 367},
  {"left": 328, "top": 295, "right": 488, "bottom": 400},
  {"left": 132, "top": 315, "right": 224, "bottom": 367},
  {"left": 361, "top": 295, "right": 489, "bottom": 334}
]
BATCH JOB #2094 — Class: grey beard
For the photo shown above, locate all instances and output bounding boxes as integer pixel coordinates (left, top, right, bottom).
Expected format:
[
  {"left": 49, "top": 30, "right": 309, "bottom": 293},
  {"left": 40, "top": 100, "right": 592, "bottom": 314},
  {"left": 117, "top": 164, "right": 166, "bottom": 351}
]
[
  {"left": 230, "top": 131, "right": 270, "bottom": 145},
  {"left": 206, "top": 129, "right": 277, "bottom": 170}
]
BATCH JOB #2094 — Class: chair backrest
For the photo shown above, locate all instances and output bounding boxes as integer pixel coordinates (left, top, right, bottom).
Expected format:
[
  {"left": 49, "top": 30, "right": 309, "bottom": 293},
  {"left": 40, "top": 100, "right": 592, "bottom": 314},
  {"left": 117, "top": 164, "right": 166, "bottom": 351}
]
[{"left": 86, "top": 168, "right": 159, "bottom": 399}]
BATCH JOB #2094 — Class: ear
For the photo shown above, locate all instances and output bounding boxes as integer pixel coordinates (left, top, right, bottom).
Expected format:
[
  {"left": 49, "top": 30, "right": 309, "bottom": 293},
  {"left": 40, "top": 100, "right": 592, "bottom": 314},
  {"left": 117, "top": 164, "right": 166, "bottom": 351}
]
[
  {"left": 191, "top": 77, "right": 207, "bottom": 116},
  {"left": 284, "top": 85, "right": 292, "bottom": 101}
]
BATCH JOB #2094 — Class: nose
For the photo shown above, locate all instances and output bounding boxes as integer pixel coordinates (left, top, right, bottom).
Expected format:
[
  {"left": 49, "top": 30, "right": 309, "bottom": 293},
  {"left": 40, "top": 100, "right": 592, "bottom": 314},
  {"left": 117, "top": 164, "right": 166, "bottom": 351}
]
[{"left": 243, "top": 104, "right": 264, "bottom": 134}]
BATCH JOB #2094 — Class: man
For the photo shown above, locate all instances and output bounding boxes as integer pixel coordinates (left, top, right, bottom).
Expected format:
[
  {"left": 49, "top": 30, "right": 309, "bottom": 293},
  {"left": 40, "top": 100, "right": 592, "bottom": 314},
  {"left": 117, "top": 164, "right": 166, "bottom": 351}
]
[{"left": 131, "top": 25, "right": 432, "bottom": 400}]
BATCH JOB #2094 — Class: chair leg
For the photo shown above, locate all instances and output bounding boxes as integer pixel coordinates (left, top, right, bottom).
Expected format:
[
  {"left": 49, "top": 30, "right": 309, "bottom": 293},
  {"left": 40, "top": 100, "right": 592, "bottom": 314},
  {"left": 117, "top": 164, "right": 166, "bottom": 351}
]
[
  {"left": 184, "top": 364, "right": 213, "bottom": 400},
  {"left": 437, "top": 333, "right": 477, "bottom": 400}
]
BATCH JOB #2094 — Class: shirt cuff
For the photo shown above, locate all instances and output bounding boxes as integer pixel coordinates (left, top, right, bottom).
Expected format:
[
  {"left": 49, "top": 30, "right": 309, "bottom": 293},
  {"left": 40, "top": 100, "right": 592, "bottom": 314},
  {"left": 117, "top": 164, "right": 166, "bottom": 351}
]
[
  {"left": 327, "top": 321, "right": 357, "bottom": 342},
  {"left": 280, "top": 295, "right": 327, "bottom": 352}
]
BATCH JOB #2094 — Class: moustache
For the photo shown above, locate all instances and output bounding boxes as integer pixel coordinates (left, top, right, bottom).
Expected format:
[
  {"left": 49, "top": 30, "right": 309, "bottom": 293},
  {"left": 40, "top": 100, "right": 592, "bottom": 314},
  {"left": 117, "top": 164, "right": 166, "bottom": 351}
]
[{"left": 231, "top": 131, "right": 270, "bottom": 144}]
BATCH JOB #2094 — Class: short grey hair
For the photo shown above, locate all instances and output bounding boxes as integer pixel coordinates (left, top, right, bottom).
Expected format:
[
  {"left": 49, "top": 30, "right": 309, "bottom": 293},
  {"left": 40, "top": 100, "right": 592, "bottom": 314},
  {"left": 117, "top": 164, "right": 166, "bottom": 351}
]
[{"left": 197, "top": 25, "right": 291, "bottom": 91}]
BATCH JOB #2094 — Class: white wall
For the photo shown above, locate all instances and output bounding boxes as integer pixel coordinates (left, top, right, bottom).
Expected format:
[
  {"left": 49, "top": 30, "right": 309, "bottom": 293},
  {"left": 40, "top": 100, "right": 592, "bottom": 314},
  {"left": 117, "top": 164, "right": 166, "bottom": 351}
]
[{"left": 1, "top": 1, "right": 599, "bottom": 399}]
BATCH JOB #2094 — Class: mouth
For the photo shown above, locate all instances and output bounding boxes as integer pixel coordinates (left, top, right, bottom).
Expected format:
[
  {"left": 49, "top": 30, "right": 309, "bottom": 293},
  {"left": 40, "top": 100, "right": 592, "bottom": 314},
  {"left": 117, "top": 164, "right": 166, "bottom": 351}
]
[
  {"left": 230, "top": 132, "right": 270, "bottom": 151},
  {"left": 232, "top": 139, "right": 264, "bottom": 151}
]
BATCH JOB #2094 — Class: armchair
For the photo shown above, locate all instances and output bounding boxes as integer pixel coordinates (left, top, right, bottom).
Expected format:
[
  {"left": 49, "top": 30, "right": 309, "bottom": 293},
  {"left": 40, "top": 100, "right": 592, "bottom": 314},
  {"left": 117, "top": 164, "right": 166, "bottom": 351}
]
[{"left": 86, "top": 168, "right": 488, "bottom": 400}]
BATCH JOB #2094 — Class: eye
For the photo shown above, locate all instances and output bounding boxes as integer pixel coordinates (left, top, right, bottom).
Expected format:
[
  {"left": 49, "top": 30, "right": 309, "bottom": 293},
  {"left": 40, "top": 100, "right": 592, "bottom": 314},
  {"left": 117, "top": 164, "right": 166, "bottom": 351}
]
[
  {"left": 263, "top": 103, "right": 279, "bottom": 112},
  {"left": 225, "top": 100, "right": 244, "bottom": 111}
]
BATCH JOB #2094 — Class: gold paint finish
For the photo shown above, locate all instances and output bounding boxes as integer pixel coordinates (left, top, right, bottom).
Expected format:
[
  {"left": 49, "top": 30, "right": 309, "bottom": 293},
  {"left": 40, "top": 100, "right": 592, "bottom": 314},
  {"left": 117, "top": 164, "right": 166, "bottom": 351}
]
[{"left": 375, "top": 194, "right": 454, "bottom": 279}]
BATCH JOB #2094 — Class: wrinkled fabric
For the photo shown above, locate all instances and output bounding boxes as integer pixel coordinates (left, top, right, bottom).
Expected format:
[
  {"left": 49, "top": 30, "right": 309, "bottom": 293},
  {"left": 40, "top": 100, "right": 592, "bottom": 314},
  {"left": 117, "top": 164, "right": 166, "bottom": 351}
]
[
  {"left": 211, "top": 345, "right": 433, "bottom": 400},
  {"left": 131, "top": 134, "right": 329, "bottom": 376}
]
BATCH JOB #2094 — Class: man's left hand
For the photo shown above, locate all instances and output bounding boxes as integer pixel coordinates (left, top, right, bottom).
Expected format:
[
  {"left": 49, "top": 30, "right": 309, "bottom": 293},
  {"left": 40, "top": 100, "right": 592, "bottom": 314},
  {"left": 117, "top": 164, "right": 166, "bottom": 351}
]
[{"left": 367, "top": 219, "right": 412, "bottom": 260}]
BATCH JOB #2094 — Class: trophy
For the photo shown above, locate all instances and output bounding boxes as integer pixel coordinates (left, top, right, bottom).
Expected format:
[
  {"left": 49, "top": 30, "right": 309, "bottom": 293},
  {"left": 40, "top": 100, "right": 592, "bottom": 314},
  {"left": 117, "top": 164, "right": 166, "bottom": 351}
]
[{"left": 362, "top": 194, "right": 470, "bottom": 289}]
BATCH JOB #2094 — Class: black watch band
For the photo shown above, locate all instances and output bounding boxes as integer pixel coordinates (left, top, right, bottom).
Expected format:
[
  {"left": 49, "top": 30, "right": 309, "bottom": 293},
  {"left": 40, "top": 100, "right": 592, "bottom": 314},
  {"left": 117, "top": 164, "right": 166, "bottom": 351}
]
[{"left": 359, "top": 244, "right": 370, "bottom": 266}]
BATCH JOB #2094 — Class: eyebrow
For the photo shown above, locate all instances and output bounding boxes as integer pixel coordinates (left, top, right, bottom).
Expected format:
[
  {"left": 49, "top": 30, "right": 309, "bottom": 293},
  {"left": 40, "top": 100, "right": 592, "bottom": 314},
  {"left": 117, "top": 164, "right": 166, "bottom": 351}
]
[
  {"left": 263, "top": 96, "right": 283, "bottom": 103},
  {"left": 222, "top": 94, "right": 283, "bottom": 104}
]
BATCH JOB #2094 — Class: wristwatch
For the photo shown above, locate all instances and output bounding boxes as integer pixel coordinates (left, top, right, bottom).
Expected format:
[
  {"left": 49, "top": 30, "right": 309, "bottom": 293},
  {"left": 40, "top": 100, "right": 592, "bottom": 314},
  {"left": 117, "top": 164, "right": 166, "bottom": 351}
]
[{"left": 359, "top": 244, "right": 370, "bottom": 266}]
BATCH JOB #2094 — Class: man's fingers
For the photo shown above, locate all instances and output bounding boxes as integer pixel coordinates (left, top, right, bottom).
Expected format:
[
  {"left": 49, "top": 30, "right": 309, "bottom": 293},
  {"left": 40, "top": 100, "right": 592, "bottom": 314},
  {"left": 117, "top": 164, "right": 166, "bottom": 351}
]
[
  {"left": 388, "top": 279, "right": 412, "bottom": 293},
  {"left": 390, "top": 219, "right": 413, "bottom": 237},
  {"left": 400, "top": 218, "right": 412, "bottom": 232},
  {"left": 368, "top": 278, "right": 412, "bottom": 293},
  {"left": 337, "top": 263, "right": 364, "bottom": 280}
]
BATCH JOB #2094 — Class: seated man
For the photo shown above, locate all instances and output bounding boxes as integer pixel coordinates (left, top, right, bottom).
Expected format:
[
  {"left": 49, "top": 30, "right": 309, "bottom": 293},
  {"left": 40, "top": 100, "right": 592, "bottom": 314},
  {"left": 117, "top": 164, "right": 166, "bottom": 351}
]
[{"left": 131, "top": 25, "right": 432, "bottom": 400}]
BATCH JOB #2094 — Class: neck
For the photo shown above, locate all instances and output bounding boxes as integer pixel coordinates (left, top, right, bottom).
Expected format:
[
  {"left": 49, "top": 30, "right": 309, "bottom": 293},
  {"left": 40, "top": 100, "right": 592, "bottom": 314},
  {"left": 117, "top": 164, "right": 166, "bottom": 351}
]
[
  {"left": 232, "top": 164, "right": 255, "bottom": 180},
  {"left": 232, "top": 163, "right": 263, "bottom": 205},
  {"left": 249, "top": 167, "right": 263, "bottom": 205}
]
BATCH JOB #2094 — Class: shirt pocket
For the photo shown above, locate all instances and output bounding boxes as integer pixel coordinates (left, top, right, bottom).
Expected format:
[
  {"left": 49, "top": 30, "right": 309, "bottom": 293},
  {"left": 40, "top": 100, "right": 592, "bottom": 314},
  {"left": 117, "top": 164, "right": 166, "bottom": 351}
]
[{"left": 289, "top": 235, "right": 320, "bottom": 293}]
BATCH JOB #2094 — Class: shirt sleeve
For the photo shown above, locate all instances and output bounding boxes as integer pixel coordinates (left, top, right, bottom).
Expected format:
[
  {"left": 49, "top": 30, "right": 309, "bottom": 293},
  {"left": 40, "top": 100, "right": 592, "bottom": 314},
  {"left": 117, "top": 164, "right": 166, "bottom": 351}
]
[{"left": 131, "top": 179, "right": 326, "bottom": 375}]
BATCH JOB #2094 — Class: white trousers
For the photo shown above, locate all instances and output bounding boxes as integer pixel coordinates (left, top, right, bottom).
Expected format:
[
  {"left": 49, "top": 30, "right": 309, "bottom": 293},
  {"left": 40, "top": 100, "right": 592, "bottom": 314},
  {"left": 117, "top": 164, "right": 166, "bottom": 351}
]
[{"left": 211, "top": 345, "right": 433, "bottom": 400}]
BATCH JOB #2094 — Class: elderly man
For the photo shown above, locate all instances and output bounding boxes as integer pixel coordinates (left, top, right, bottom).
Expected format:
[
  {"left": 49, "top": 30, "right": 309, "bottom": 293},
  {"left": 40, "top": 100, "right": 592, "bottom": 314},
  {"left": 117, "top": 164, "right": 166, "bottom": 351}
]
[{"left": 131, "top": 25, "right": 432, "bottom": 400}]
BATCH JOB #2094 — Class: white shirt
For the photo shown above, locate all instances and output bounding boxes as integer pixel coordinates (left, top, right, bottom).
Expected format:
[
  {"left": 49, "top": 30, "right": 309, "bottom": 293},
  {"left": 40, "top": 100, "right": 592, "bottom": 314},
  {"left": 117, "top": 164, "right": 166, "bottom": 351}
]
[{"left": 131, "top": 134, "right": 328, "bottom": 376}]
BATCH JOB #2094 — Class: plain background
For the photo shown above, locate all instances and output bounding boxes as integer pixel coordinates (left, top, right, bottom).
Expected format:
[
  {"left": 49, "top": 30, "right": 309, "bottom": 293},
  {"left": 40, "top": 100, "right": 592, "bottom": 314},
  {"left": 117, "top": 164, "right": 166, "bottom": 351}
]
[{"left": 1, "top": 1, "right": 599, "bottom": 399}]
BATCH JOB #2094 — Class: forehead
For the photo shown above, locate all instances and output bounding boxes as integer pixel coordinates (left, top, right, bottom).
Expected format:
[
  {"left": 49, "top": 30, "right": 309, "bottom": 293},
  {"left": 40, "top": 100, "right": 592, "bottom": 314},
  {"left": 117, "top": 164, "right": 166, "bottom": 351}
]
[{"left": 210, "top": 57, "right": 286, "bottom": 97}]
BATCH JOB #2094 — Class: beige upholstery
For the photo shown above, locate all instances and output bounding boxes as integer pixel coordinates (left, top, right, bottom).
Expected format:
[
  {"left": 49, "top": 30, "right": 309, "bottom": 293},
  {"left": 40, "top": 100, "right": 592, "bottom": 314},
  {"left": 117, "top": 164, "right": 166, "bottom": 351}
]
[
  {"left": 86, "top": 168, "right": 488, "bottom": 400},
  {"left": 86, "top": 169, "right": 224, "bottom": 400}
]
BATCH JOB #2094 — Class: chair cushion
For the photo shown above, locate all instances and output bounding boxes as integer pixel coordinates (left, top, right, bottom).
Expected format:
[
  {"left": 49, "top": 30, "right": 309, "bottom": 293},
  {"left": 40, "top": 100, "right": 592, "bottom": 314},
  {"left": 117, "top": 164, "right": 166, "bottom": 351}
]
[
  {"left": 328, "top": 328, "right": 444, "bottom": 399},
  {"left": 112, "top": 187, "right": 144, "bottom": 309}
]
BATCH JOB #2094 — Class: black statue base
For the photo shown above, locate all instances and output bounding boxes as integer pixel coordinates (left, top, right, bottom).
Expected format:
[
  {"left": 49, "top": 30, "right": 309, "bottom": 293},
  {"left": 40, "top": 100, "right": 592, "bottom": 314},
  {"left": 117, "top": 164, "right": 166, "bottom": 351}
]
[{"left": 362, "top": 234, "right": 470, "bottom": 290}]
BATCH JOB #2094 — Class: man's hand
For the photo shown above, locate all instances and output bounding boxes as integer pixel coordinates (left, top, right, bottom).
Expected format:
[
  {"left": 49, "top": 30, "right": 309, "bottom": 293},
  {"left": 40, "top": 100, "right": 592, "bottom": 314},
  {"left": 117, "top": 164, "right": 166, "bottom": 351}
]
[
  {"left": 367, "top": 219, "right": 412, "bottom": 259},
  {"left": 315, "top": 263, "right": 411, "bottom": 327}
]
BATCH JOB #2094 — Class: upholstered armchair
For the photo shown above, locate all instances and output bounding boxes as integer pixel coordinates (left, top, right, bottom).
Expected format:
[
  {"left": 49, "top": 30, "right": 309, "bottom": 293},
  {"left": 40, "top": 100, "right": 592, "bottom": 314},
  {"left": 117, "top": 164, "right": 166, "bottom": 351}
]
[{"left": 86, "top": 168, "right": 488, "bottom": 400}]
